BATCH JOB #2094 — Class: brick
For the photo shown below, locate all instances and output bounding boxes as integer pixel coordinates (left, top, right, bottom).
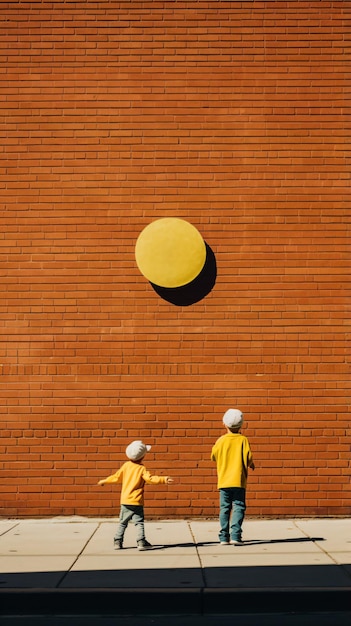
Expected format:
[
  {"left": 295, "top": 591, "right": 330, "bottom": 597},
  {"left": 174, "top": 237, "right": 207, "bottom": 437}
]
[{"left": 0, "top": 0, "right": 349, "bottom": 518}]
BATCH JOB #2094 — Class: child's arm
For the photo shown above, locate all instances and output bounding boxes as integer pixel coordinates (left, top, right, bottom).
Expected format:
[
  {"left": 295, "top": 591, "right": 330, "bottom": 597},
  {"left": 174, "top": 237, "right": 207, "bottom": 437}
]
[
  {"left": 246, "top": 441, "right": 255, "bottom": 471},
  {"left": 97, "top": 467, "right": 123, "bottom": 486},
  {"left": 142, "top": 469, "right": 173, "bottom": 485}
]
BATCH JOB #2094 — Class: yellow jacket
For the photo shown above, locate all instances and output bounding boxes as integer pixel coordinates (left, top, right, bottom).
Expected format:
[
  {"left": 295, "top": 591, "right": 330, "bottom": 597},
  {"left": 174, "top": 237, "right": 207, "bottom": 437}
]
[
  {"left": 101, "top": 460, "right": 168, "bottom": 505},
  {"left": 211, "top": 432, "right": 254, "bottom": 489}
]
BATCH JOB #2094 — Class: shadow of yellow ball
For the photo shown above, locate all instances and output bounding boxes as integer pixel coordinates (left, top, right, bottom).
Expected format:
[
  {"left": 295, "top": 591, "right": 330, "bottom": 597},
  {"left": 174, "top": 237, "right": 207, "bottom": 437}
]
[{"left": 135, "top": 218, "right": 206, "bottom": 288}]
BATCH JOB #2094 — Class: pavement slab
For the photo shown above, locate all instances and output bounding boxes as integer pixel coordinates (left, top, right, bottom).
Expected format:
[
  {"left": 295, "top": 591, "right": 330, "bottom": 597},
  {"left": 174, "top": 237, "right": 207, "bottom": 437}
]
[
  {"left": 0, "top": 517, "right": 350, "bottom": 618},
  {"left": 295, "top": 519, "right": 351, "bottom": 554},
  {"left": 0, "top": 557, "right": 76, "bottom": 588},
  {"left": 61, "top": 558, "right": 203, "bottom": 588},
  {"left": 193, "top": 519, "right": 326, "bottom": 555},
  {"left": 0, "top": 521, "right": 99, "bottom": 556},
  {"left": 82, "top": 520, "right": 196, "bottom": 555},
  {"left": 0, "top": 522, "right": 19, "bottom": 536}
]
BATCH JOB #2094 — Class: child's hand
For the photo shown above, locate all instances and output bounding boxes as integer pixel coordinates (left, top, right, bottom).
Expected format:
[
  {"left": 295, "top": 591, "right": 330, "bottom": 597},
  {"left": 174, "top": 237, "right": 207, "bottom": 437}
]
[
  {"left": 250, "top": 463, "right": 255, "bottom": 471},
  {"left": 166, "top": 477, "right": 174, "bottom": 484},
  {"left": 98, "top": 480, "right": 105, "bottom": 486}
]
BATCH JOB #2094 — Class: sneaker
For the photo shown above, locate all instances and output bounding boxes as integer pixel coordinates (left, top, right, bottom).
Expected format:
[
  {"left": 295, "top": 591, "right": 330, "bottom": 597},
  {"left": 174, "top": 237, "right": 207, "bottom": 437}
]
[
  {"left": 220, "top": 540, "right": 230, "bottom": 545},
  {"left": 230, "top": 539, "right": 243, "bottom": 546},
  {"left": 137, "top": 539, "right": 153, "bottom": 551},
  {"left": 114, "top": 540, "right": 123, "bottom": 550}
]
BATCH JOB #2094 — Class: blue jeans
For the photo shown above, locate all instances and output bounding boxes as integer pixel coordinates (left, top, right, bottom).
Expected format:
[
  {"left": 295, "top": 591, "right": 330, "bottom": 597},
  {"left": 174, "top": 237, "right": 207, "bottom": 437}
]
[
  {"left": 219, "top": 487, "right": 246, "bottom": 542},
  {"left": 114, "top": 504, "right": 145, "bottom": 542}
]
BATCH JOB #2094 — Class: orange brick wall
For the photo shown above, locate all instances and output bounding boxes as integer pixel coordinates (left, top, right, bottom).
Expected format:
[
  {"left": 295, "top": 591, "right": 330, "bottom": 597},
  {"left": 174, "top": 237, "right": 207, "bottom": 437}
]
[{"left": 1, "top": 1, "right": 350, "bottom": 518}]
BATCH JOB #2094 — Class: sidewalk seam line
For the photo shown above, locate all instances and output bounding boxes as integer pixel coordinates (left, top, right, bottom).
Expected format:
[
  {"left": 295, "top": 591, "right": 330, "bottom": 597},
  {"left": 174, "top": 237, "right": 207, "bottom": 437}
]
[
  {"left": 55, "top": 522, "right": 101, "bottom": 588},
  {"left": 294, "top": 520, "right": 351, "bottom": 581},
  {"left": 187, "top": 520, "right": 207, "bottom": 600},
  {"left": 0, "top": 522, "right": 20, "bottom": 538}
]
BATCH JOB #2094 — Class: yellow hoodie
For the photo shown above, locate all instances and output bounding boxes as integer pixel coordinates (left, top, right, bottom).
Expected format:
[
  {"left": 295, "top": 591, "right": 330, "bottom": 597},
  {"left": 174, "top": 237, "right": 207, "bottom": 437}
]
[
  {"left": 101, "top": 460, "right": 168, "bottom": 505},
  {"left": 211, "top": 432, "right": 254, "bottom": 489}
]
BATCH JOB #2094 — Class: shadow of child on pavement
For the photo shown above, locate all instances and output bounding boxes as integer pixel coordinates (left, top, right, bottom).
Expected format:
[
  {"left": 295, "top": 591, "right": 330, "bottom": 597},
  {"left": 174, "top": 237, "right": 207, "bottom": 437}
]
[{"left": 132, "top": 537, "right": 325, "bottom": 550}]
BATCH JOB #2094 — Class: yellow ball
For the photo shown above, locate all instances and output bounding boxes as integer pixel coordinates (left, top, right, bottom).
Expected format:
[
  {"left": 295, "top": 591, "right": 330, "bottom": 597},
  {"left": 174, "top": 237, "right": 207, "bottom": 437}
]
[{"left": 135, "top": 218, "right": 206, "bottom": 288}]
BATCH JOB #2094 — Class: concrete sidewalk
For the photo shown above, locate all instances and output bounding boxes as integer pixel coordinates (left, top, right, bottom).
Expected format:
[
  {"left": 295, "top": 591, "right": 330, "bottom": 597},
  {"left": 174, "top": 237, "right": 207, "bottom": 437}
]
[{"left": 0, "top": 517, "right": 350, "bottom": 618}]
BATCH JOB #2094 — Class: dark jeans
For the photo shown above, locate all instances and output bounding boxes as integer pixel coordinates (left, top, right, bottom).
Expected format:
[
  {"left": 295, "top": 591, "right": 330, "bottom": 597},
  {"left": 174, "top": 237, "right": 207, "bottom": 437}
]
[{"left": 219, "top": 487, "right": 246, "bottom": 542}]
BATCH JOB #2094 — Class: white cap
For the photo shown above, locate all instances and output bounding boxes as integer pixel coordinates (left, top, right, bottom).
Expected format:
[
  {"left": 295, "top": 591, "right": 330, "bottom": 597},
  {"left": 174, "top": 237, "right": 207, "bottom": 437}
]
[
  {"left": 223, "top": 408, "right": 243, "bottom": 429},
  {"left": 125, "top": 440, "right": 151, "bottom": 461}
]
